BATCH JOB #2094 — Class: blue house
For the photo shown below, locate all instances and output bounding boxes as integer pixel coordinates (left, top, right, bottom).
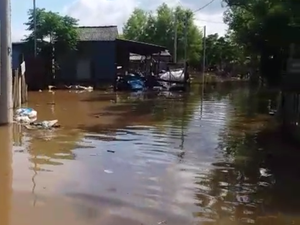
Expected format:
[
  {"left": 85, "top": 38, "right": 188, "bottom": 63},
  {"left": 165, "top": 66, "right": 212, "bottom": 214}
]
[
  {"left": 56, "top": 26, "right": 119, "bottom": 84},
  {"left": 12, "top": 26, "right": 168, "bottom": 87},
  {"left": 57, "top": 26, "right": 168, "bottom": 85}
]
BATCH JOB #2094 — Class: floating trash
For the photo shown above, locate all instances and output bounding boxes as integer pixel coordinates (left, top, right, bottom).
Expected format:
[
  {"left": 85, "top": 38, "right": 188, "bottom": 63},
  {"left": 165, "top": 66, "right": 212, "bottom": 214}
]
[
  {"left": 107, "top": 150, "right": 115, "bottom": 153},
  {"left": 15, "top": 107, "right": 37, "bottom": 118},
  {"left": 14, "top": 108, "right": 38, "bottom": 123},
  {"left": 104, "top": 170, "right": 113, "bottom": 174},
  {"left": 24, "top": 120, "right": 60, "bottom": 129}
]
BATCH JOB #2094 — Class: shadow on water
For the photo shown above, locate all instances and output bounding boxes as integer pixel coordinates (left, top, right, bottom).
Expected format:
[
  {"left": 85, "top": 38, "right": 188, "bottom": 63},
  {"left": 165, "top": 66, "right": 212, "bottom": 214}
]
[{"left": 4, "top": 83, "right": 300, "bottom": 224}]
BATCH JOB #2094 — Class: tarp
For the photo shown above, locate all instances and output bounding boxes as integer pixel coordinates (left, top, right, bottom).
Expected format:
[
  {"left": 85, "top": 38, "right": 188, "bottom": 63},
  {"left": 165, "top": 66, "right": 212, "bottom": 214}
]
[{"left": 159, "top": 69, "right": 185, "bottom": 82}]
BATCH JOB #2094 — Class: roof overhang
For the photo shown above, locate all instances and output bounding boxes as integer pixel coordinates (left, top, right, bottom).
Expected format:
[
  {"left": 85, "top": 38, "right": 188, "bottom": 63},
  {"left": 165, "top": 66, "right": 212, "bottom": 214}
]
[{"left": 116, "top": 38, "right": 167, "bottom": 56}]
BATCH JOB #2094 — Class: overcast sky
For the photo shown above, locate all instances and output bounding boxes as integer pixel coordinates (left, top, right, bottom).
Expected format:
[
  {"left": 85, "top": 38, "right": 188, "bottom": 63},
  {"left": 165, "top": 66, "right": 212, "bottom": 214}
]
[{"left": 11, "top": 0, "right": 228, "bottom": 42}]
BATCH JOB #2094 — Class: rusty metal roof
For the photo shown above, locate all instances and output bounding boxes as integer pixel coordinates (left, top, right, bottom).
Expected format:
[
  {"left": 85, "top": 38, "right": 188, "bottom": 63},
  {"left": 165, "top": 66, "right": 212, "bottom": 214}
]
[{"left": 77, "top": 26, "right": 118, "bottom": 41}]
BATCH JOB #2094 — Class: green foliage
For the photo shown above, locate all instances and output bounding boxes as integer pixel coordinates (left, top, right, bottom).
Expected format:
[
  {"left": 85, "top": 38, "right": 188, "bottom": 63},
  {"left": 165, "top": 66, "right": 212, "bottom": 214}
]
[
  {"left": 206, "top": 34, "right": 241, "bottom": 68},
  {"left": 118, "top": 34, "right": 125, "bottom": 39},
  {"left": 123, "top": 4, "right": 202, "bottom": 67},
  {"left": 24, "top": 8, "right": 79, "bottom": 54},
  {"left": 195, "top": 32, "right": 249, "bottom": 76},
  {"left": 223, "top": 0, "right": 300, "bottom": 84}
]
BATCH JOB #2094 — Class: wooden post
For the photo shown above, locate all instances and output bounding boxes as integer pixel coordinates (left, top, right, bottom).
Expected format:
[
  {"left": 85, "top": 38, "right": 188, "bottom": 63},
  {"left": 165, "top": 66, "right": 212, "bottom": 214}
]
[
  {"left": 21, "top": 74, "right": 27, "bottom": 103},
  {"left": 19, "top": 53, "right": 28, "bottom": 104},
  {"left": 12, "top": 70, "right": 18, "bottom": 108},
  {"left": 11, "top": 53, "right": 28, "bottom": 109},
  {"left": 12, "top": 69, "right": 22, "bottom": 109},
  {"left": 17, "top": 70, "right": 21, "bottom": 107},
  {"left": 12, "top": 72, "right": 14, "bottom": 107}
]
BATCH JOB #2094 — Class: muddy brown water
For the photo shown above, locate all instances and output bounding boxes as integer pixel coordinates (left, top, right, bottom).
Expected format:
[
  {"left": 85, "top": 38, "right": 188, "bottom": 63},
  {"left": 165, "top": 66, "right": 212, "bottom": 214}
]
[{"left": 1, "top": 84, "right": 300, "bottom": 225}]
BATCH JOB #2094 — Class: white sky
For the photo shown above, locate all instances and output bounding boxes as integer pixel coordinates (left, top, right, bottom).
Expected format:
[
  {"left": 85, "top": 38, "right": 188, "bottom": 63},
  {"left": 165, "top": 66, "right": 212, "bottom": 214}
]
[{"left": 11, "top": 0, "right": 228, "bottom": 41}]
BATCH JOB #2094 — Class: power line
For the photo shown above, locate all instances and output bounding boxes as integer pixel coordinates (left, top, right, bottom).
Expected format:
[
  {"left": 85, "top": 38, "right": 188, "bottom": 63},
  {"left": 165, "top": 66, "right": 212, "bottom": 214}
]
[{"left": 194, "top": 0, "right": 215, "bottom": 12}]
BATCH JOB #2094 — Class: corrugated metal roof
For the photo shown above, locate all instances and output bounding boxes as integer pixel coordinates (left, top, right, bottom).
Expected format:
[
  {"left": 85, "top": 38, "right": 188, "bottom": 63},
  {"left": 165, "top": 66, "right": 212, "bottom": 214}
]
[
  {"left": 77, "top": 26, "right": 118, "bottom": 41},
  {"left": 129, "top": 50, "right": 171, "bottom": 60}
]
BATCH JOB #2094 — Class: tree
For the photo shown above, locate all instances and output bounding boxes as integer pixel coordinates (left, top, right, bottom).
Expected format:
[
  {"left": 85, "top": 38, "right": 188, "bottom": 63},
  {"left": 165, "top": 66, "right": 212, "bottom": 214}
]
[
  {"left": 223, "top": 0, "right": 300, "bottom": 85},
  {"left": 202, "top": 33, "right": 248, "bottom": 76},
  {"left": 123, "top": 3, "right": 202, "bottom": 67},
  {"left": 24, "top": 8, "right": 79, "bottom": 55},
  {"left": 122, "top": 8, "right": 148, "bottom": 40}
]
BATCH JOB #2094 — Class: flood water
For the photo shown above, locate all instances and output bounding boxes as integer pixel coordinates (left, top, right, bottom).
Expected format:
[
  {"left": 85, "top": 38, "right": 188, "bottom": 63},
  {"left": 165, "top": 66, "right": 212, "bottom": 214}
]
[{"left": 2, "top": 84, "right": 300, "bottom": 224}]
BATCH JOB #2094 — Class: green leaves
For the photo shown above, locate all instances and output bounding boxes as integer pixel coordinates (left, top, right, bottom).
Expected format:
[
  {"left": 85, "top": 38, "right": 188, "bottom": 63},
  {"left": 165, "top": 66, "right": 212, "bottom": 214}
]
[
  {"left": 122, "top": 8, "right": 148, "bottom": 41},
  {"left": 24, "top": 8, "right": 79, "bottom": 54},
  {"left": 222, "top": 0, "right": 300, "bottom": 84},
  {"left": 205, "top": 33, "right": 246, "bottom": 71},
  {"left": 224, "top": 0, "right": 300, "bottom": 51},
  {"left": 122, "top": 4, "right": 202, "bottom": 67}
]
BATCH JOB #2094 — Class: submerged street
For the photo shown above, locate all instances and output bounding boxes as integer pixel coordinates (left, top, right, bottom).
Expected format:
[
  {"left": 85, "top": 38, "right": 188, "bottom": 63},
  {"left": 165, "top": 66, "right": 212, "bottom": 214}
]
[{"left": 1, "top": 84, "right": 300, "bottom": 225}]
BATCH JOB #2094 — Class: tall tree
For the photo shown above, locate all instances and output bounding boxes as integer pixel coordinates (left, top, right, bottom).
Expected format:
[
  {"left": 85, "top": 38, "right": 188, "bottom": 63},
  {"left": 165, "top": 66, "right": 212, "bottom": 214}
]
[
  {"left": 24, "top": 8, "right": 79, "bottom": 55},
  {"left": 223, "top": 0, "right": 300, "bottom": 85},
  {"left": 205, "top": 33, "right": 248, "bottom": 75},
  {"left": 123, "top": 3, "right": 202, "bottom": 67}
]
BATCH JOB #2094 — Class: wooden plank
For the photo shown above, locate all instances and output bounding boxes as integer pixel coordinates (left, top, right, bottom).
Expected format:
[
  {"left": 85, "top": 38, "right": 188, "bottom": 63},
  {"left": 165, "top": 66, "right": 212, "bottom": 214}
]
[
  {"left": 17, "top": 72, "right": 21, "bottom": 107},
  {"left": 12, "top": 70, "right": 18, "bottom": 108},
  {"left": 21, "top": 73, "right": 27, "bottom": 103}
]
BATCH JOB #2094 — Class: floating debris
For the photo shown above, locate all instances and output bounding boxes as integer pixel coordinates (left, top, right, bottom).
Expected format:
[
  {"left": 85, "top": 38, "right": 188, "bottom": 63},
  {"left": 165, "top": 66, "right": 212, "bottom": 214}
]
[
  {"left": 107, "top": 150, "right": 115, "bottom": 153},
  {"left": 65, "top": 85, "right": 93, "bottom": 91},
  {"left": 104, "top": 170, "right": 113, "bottom": 174},
  {"left": 14, "top": 108, "right": 37, "bottom": 123},
  {"left": 259, "top": 168, "right": 272, "bottom": 177},
  {"left": 24, "top": 120, "right": 60, "bottom": 130}
]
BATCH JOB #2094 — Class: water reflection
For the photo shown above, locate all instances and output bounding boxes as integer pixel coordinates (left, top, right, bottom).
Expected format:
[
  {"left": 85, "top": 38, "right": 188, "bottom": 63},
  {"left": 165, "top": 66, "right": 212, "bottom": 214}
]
[
  {"left": 0, "top": 126, "right": 13, "bottom": 225},
  {"left": 9, "top": 84, "right": 300, "bottom": 224}
]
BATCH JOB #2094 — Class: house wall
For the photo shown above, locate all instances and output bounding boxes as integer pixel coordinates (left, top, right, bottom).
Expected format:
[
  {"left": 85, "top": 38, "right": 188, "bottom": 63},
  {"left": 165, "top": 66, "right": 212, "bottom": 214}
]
[
  {"left": 57, "top": 41, "right": 116, "bottom": 84},
  {"left": 12, "top": 43, "right": 24, "bottom": 70},
  {"left": 93, "top": 41, "right": 116, "bottom": 81},
  {"left": 56, "top": 51, "right": 77, "bottom": 84}
]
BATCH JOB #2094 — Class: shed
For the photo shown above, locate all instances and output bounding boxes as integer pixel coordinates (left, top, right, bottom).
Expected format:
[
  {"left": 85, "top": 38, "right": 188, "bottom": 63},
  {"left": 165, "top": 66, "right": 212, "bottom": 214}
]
[
  {"left": 57, "top": 26, "right": 118, "bottom": 84},
  {"left": 115, "top": 38, "right": 167, "bottom": 71},
  {"left": 129, "top": 50, "right": 171, "bottom": 62}
]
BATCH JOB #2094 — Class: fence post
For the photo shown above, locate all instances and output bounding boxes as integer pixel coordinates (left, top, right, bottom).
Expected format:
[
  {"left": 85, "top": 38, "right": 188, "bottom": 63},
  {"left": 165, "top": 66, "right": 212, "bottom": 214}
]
[
  {"left": 18, "top": 53, "right": 27, "bottom": 104},
  {"left": 21, "top": 74, "right": 27, "bottom": 103},
  {"left": 17, "top": 69, "right": 21, "bottom": 107},
  {"left": 12, "top": 70, "right": 17, "bottom": 108}
]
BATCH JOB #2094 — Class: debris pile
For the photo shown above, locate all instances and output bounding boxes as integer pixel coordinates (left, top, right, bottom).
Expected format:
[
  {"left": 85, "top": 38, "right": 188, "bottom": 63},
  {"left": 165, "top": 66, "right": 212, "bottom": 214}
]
[{"left": 14, "top": 107, "right": 60, "bottom": 129}]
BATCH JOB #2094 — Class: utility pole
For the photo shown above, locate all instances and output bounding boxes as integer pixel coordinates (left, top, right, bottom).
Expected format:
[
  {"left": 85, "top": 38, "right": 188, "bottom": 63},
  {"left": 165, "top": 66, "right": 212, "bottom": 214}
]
[
  {"left": 184, "top": 14, "right": 188, "bottom": 63},
  {"left": 0, "top": 0, "right": 13, "bottom": 125},
  {"left": 33, "top": 0, "right": 37, "bottom": 57},
  {"left": 173, "top": 13, "right": 177, "bottom": 63},
  {"left": 200, "top": 26, "right": 206, "bottom": 117},
  {"left": 202, "top": 26, "right": 206, "bottom": 84}
]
